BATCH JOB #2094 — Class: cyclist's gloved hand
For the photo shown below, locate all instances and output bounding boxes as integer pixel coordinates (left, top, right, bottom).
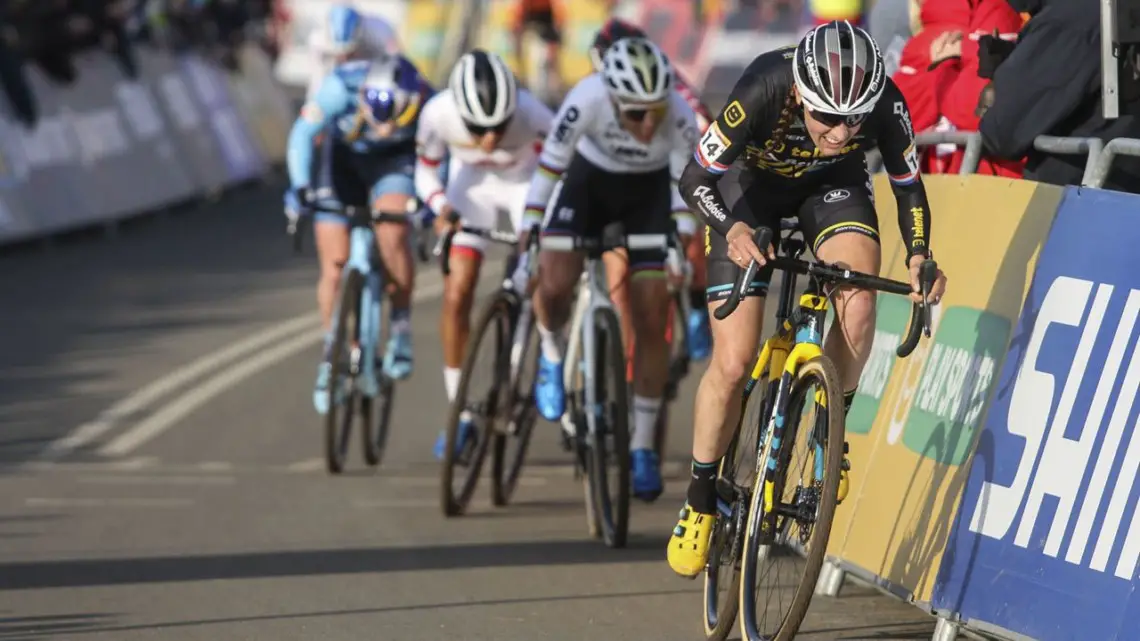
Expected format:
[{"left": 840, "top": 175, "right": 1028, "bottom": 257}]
[
  {"left": 510, "top": 249, "right": 535, "bottom": 295},
  {"left": 284, "top": 187, "right": 311, "bottom": 222}
]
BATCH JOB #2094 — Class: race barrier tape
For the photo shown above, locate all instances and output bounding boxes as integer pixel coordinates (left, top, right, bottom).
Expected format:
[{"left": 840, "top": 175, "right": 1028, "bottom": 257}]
[
  {"left": 0, "top": 44, "right": 293, "bottom": 247},
  {"left": 814, "top": 171, "right": 1140, "bottom": 641}
]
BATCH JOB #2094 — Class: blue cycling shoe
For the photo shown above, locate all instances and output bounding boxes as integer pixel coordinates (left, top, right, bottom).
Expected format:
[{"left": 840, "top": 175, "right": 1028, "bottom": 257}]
[
  {"left": 433, "top": 418, "right": 475, "bottom": 461},
  {"left": 534, "top": 354, "right": 565, "bottom": 421},
  {"left": 383, "top": 332, "right": 414, "bottom": 381},
  {"left": 687, "top": 308, "right": 712, "bottom": 361},
  {"left": 632, "top": 448, "right": 664, "bottom": 502},
  {"left": 313, "top": 362, "right": 333, "bottom": 415}
]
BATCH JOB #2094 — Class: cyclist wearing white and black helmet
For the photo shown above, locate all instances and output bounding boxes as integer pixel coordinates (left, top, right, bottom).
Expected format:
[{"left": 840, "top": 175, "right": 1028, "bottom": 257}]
[
  {"left": 414, "top": 49, "right": 555, "bottom": 459},
  {"left": 520, "top": 37, "right": 701, "bottom": 503},
  {"left": 666, "top": 20, "right": 948, "bottom": 578}
]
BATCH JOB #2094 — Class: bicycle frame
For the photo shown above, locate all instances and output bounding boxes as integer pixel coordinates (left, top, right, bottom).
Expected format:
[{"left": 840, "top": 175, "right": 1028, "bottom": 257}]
[
  {"left": 562, "top": 256, "right": 614, "bottom": 445},
  {"left": 340, "top": 223, "right": 385, "bottom": 393},
  {"left": 722, "top": 234, "right": 833, "bottom": 527}
]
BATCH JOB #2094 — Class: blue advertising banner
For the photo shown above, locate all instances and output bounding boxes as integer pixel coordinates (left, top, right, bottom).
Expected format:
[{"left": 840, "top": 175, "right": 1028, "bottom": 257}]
[{"left": 932, "top": 186, "right": 1140, "bottom": 641}]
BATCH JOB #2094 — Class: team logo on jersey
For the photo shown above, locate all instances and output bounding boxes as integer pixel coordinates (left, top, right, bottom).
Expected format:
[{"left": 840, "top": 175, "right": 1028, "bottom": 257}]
[
  {"left": 894, "top": 101, "right": 914, "bottom": 139},
  {"left": 553, "top": 106, "right": 579, "bottom": 143},
  {"left": 698, "top": 122, "right": 730, "bottom": 164},
  {"left": 724, "top": 101, "right": 746, "bottom": 128},
  {"left": 823, "top": 189, "right": 850, "bottom": 204}
]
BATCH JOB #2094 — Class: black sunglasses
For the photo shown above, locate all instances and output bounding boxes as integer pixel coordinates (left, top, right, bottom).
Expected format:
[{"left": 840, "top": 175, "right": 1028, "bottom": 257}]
[
  {"left": 464, "top": 117, "right": 512, "bottom": 136},
  {"left": 807, "top": 107, "right": 867, "bottom": 129}
]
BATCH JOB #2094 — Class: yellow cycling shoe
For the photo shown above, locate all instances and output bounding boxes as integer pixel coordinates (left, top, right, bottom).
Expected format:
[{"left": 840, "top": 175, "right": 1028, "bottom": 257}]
[
  {"left": 667, "top": 503, "right": 715, "bottom": 579},
  {"left": 836, "top": 441, "right": 851, "bottom": 505}
]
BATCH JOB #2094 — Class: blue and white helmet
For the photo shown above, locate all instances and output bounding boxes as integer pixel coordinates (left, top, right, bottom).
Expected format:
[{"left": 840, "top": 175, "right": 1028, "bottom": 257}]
[
  {"left": 360, "top": 59, "right": 419, "bottom": 124},
  {"left": 326, "top": 4, "right": 364, "bottom": 55}
]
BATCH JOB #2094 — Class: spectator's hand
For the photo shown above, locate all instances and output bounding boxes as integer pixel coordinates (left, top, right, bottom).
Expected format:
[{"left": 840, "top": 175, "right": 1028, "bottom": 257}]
[
  {"left": 930, "top": 30, "right": 963, "bottom": 65},
  {"left": 975, "top": 82, "right": 996, "bottom": 118},
  {"left": 978, "top": 31, "right": 1018, "bottom": 79}
]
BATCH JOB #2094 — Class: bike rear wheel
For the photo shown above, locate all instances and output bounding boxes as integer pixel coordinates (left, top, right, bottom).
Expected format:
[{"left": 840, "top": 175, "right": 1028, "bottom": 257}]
[
  {"left": 439, "top": 293, "right": 509, "bottom": 516},
  {"left": 739, "top": 356, "right": 845, "bottom": 641},
  {"left": 324, "top": 269, "right": 364, "bottom": 475},
  {"left": 362, "top": 288, "right": 394, "bottom": 467},
  {"left": 655, "top": 289, "right": 690, "bottom": 461},
  {"left": 491, "top": 296, "right": 539, "bottom": 507},
  {"left": 586, "top": 307, "right": 631, "bottom": 549}
]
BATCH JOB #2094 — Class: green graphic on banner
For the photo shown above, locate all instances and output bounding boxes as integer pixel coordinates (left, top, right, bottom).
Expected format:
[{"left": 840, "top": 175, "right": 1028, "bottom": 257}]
[
  {"left": 846, "top": 293, "right": 913, "bottom": 434},
  {"left": 901, "top": 306, "right": 1011, "bottom": 465}
]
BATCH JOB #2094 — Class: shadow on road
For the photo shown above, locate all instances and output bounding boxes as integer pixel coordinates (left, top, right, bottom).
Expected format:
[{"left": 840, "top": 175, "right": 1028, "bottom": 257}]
[
  {"left": 0, "top": 588, "right": 693, "bottom": 639},
  {"left": 0, "top": 536, "right": 673, "bottom": 591}
]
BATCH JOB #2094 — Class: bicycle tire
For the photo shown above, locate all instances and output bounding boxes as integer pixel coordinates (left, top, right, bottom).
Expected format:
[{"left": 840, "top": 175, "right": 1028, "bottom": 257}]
[
  {"left": 361, "top": 377, "right": 394, "bottom": 467},
  {"left": 491, "top": 295, "right": 539, "bottom": 507},
  {"left": 739, "top": 356, "right": 845, "bottom": 641},
  {"left": 362, "top": 285, "right": 394, "bottom": 468},
  {"left": 703, "top": 374, "right": 775, "bottom": 640},
  {"left": 587, "top": 307, "right": 631, "bottom": 549},
  {"left": 439, "top": 294, "right": 509, "bottom": 517},
  {"left": 324, "top": 269, "right": 365, "bottom": 475},
  {"left": 654, "top": 290, "right": 689, "bottom": 461}
]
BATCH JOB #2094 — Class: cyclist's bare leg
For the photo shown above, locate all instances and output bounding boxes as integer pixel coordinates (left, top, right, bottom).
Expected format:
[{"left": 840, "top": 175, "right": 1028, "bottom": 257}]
[
  {"left": 603, "top": 249, "right": 635, "bottom": 362},
  {"left": 813, "top": 233, "right": 881, "bottom": 398},
  {"left": 441, "top": 247, "right": 483, "bottom": 376},
  {"left": 314, "top": 220, "right": 350, "bottom": 330},
  {"left": 693, "top": 297, "right": 765, "bottom": 465},
  {"left": 628, "top": 274, "right": 670, "bottom": 451},
  {"left": 667, "top": 294, "right": 764, "bottom": 576},
  {"left": 372, "top": 193, "right": 416, "bottom": 311},
  {"left": 533, "top": 250, "right": 585, "bottom": 359}
]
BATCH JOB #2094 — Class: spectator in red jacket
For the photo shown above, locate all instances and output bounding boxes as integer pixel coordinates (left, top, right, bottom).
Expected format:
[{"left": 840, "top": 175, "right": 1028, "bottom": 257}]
[{"left": 891, "top": 0, "right": 1025, "bottom": 178}]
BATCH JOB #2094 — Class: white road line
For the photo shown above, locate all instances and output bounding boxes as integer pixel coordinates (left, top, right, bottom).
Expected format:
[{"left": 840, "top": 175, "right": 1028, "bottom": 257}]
[
  {"left": 196, "top": 461, "right": 234, "bottom": 472},
  {"left": 98, "top": 280, "right": 449, "bottom": 457},
  {"left": 40, "top": 315, "right": 318, "bottom": 460},
  {"left": 351, "top": 498, "right": 437, "bottom": 509},
  {"left": 77, "top": 475, "right": 236, "bottom": 486},
  {"left": 286, "top": 457, "right": 325, "bottom": 473},
  {"left": 24, "top": 497, "right": 195, "bottom": 509}
]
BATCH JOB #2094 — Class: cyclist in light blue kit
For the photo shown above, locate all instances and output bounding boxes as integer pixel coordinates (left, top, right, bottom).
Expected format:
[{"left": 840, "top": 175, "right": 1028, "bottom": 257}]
[{"left": 285, "top": 53, "right": 433, "bottom": 415}]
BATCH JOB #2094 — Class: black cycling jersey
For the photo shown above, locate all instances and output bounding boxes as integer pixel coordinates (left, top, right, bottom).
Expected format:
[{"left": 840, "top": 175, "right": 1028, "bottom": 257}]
[{"left": 679, "top": 46, "right": 932, "bottom": 259}]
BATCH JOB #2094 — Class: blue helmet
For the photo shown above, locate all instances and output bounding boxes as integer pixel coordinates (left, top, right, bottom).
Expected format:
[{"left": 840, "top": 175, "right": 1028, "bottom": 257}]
[
  {"left": 360, "top": 59, "right": 420, "bottom": 124},
  {"left": 327, "top": 4, "right": 363, "bottom": 55}
]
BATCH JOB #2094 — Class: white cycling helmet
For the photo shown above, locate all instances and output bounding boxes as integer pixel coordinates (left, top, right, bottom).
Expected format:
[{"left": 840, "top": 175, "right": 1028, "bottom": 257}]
[
  {"left": 793, "top": 20, "right": 886, "bottom": 116},
  {"left": 326, "top": 3, "right": 363, "bottom": 56},
  {"left": 601, "top": 37, "right": 672, "bottom": 104},
  {"left": 448, "top": 49, "right": 518, "bottom": 129}
]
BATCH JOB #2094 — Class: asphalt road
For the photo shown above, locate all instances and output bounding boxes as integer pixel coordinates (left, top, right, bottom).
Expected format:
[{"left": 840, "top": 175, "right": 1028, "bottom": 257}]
[{"left": 0, "top": 176, "right": 937, "bottom": 640}]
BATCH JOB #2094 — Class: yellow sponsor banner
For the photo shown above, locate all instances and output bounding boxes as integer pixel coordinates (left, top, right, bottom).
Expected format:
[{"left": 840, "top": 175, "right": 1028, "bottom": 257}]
[
  {"left": 826, "top": 174, "right": 1064, "bottom": 603},
  {"left": 475, "top": 0, "right": 607, "bottom": 90},
  {"left": 402, "top": 0, "right": 453, "bottom": 81}
]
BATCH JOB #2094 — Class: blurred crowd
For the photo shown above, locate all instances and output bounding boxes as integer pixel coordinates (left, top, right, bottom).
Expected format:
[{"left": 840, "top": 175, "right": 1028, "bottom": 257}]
[
  {"left": 0, "top": 0, "right": 281, "bottom": 128},
  {"left": 866, "top": 0, "right": 1140, "bottom": 192}
]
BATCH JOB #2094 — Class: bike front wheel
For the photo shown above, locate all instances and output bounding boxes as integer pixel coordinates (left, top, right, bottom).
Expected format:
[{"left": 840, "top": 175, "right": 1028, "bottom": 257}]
[
  {"left": 439, "top": 292, "right": 509, "bottom": 516},
  {"left": 323, "top": 269, "right": 365, "bottom": 475},
  {"left": 739, "top": 355, "right": 845, "bottom": 641},
  {"left": 585, "top": 307, "right": 631, "bottom": 549},
  {"left": 491, "top": 296, "right": 539, "bottom": 507}
]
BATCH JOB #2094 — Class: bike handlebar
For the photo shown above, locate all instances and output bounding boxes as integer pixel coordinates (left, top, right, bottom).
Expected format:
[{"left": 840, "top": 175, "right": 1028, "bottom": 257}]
[
  {"left": 714, "top": 228, "right": 937, "bottom": 359},
  {"left": 286, "top": 189, "right": 413, "bottom": 254},
  {"left": 433, "top": 211, "right": 522, "bottom": 275}
]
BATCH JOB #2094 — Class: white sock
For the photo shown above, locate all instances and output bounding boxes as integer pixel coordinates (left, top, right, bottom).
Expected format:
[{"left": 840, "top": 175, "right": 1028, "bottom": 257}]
[
  {"left": 443, "top": 367, "right": 461, "bottom": 401},
  {"left": 631, "top": 395, "right": 662, "bottom": 452},
  {"left": 537, "top": 322, "right": 565, "bottom": 363},
  {"left": 443, "top": 366, "right": 473, "bottom": 423}
]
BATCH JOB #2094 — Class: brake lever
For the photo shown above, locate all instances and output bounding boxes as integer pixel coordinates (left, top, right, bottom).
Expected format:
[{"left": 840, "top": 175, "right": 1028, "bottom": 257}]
[{"left": 919, "top": 259, "right": 938, "bottom": 337}]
